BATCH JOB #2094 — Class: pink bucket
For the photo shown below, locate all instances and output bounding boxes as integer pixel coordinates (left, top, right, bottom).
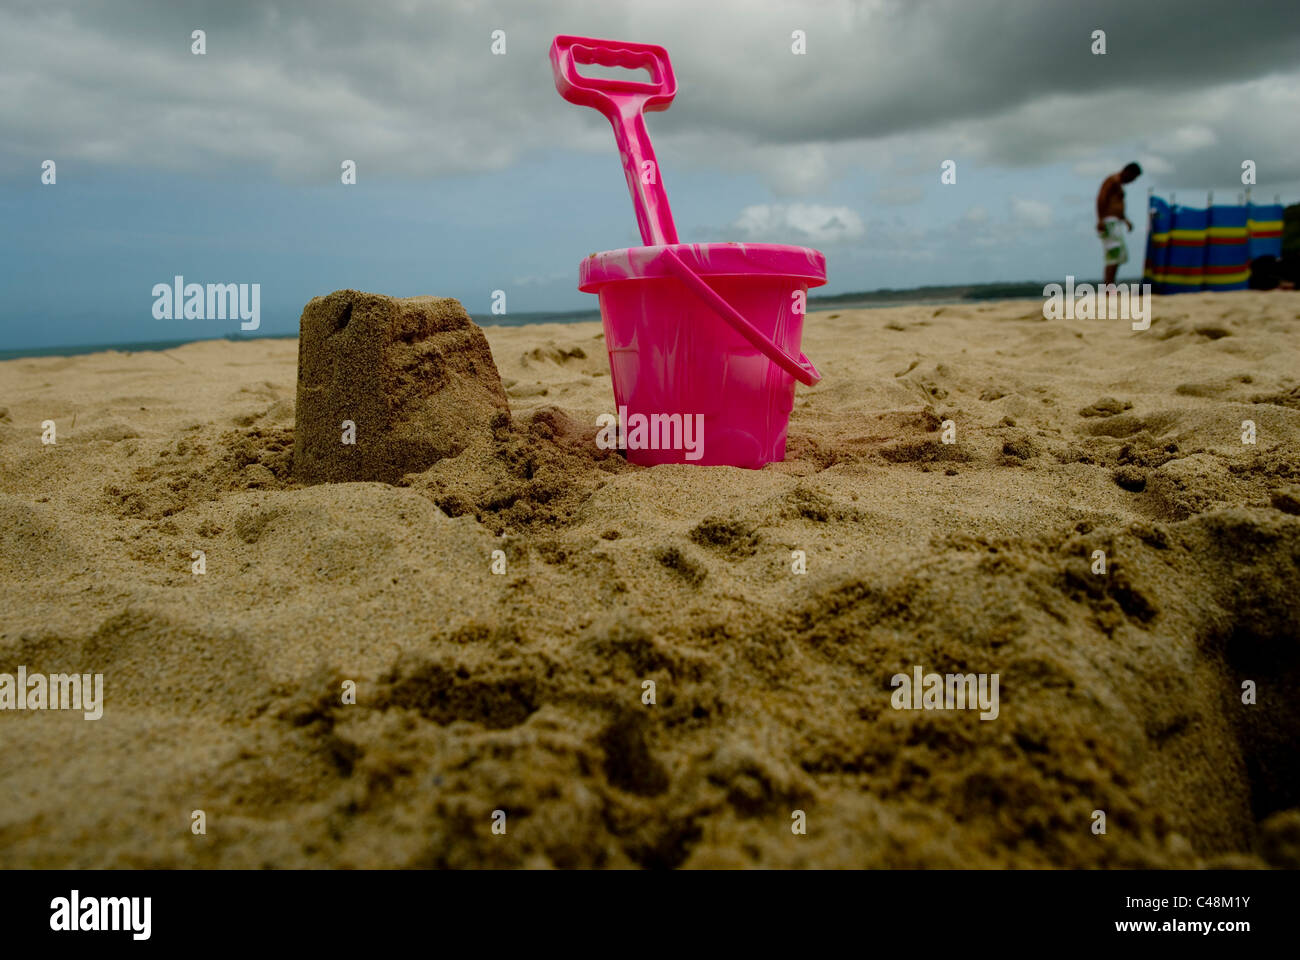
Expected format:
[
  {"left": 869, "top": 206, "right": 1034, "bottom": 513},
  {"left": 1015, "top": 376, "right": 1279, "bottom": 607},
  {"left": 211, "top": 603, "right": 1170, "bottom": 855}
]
[
  {"left": 551, "top": 36, "right": 827, "bottom": 467},
  {"left": 580, "top": 242, "right": 826, "bottom": 468}
]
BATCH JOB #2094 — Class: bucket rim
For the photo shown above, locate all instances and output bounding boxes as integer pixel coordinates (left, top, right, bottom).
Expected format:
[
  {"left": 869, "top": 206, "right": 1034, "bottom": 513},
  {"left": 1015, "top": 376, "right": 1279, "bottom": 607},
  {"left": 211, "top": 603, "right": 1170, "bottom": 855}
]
[{"left": 578, "top": 242, "right": 826, "bottom": 291}]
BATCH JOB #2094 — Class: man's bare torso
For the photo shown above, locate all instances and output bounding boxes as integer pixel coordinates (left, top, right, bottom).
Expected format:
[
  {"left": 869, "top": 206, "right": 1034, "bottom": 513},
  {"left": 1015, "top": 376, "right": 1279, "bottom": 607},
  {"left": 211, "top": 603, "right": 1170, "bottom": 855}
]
[{"left": 1097, "top": 173, "right": 1126, "bottom": 221}]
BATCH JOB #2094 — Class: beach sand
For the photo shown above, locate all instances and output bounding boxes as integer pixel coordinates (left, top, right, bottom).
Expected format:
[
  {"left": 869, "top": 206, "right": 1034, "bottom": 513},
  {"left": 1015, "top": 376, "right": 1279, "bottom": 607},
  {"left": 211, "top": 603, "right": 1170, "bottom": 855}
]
[{"left": 2, "top": 291, "right": 1299, "bottom": 868}]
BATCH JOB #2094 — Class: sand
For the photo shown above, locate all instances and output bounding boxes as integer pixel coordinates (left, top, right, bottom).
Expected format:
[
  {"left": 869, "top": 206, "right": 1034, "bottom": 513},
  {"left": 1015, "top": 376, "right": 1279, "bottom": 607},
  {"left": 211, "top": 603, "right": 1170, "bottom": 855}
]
[
  {"left": 292, "top": 291, "right": 509, "bottom": 485},
  {"left": 1, "top": 291, "right": 1298, "bottom": 868}
]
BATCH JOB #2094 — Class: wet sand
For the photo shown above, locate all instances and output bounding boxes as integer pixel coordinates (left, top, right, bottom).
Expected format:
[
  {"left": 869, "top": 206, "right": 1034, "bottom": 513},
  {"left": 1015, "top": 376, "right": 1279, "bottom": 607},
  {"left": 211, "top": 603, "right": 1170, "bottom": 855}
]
[{"left": 2, "top": 291, "right": 1298, "bottom": 868}]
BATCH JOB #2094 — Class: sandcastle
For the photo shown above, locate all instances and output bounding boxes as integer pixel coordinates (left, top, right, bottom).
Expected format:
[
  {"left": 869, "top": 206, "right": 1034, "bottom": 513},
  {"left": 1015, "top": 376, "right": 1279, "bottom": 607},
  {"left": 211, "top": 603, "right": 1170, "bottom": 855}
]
[{"left": 291, "top": 290, "right": 509, "bottom": 485}]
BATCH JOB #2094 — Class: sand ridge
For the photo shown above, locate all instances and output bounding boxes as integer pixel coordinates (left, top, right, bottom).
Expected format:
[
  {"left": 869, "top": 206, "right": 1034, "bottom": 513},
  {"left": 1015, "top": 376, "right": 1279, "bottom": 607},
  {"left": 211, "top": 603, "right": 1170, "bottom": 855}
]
[{"left": 1, "top": 292, "right": 1299, "bottom": 867}]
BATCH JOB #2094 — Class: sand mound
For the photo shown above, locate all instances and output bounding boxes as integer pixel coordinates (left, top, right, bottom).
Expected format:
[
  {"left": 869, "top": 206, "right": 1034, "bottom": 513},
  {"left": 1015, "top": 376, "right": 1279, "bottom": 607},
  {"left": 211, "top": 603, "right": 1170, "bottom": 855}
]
[{"left": 292, "top": 291, "right": 509, "bottom": 484}]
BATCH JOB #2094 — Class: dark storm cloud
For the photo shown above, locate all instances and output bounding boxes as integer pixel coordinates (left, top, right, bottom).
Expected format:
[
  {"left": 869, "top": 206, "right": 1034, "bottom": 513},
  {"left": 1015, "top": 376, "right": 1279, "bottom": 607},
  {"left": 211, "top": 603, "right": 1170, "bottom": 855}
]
[
  {"left": 1, "top": 0, "right": 1296, "bottom": 183},
  {"left": 667, "top": 0, "right": 1300, "bottom": 143}
]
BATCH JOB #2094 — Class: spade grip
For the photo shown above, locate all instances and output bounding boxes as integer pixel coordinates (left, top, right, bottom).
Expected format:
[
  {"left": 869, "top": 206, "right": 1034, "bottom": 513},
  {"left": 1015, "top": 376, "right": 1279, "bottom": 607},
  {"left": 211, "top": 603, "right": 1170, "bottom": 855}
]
[{"left": 550, "top": 35, "right": 679, "bottom": 245}]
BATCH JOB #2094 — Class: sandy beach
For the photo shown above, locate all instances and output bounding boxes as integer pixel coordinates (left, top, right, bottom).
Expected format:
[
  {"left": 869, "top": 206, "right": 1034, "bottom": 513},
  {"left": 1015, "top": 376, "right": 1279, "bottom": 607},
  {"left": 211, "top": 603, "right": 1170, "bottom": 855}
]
[{"left": 2, "top": 291, "right": 1298, "bottom": 868}]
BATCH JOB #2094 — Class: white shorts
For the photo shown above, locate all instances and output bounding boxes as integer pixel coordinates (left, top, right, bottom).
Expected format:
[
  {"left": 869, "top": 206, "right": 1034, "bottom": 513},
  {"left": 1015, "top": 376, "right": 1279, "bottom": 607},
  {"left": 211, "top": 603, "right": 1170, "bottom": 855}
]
[{"left": 1100, "top": 217, "right": 1128, "bottom": 266}]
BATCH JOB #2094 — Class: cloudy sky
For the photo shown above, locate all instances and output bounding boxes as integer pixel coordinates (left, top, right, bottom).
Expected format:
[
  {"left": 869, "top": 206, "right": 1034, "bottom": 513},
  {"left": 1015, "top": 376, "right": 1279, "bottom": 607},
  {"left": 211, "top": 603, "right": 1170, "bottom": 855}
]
[{"left": 2, "top": 0, "right": 1298, "bottom": 349}]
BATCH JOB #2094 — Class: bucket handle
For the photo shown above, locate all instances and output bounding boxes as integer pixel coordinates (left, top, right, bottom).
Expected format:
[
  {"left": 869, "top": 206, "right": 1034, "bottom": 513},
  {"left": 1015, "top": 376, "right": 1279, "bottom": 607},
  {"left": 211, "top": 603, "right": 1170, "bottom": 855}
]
[{"left": 661, "top": 248, "right": 822, "bottom": 386}]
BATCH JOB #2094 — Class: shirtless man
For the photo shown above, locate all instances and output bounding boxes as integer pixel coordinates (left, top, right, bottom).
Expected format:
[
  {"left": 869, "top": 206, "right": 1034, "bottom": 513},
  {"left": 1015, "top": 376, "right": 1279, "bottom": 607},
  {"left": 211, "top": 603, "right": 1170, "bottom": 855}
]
[{"left": 1096, "top": 162, "right": 1141, "bottom": 284}]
